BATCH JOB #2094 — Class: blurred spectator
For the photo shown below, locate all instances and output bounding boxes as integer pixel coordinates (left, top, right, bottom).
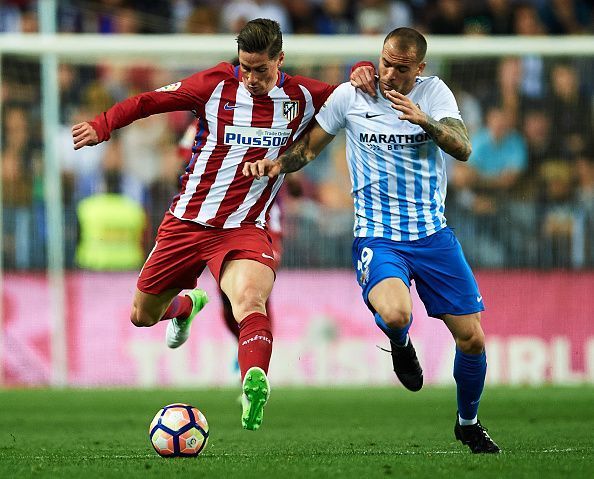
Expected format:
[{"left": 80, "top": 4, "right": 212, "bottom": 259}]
[
  {"left": 539, "top": 0, "right": 592, "bottom": 34},
  {"left": 0, "top": 1, "right": 36, "bottom": 33},
  {"left": 1, "top": 104, "right": 40, "bottom": 270},
  {"left": 76, "top": 163, "right": 147, "bottom": 271},
  {"left": 314, "top": 0, "right": 356, "bottom": 35},
  {"left": 512, "top": 2, "right": 547, "bottom": 99},
  {"left": 451, "top": 105, "right": 528, "bottom": 266},
  {"left": 355, "top": 0, "right": 413, "bottom": 34},
  {"left": 548, "top": 61, "right": 593, "bottom": 159},
  {"left": 465, "top": 0, "right": 514, "bottom": 35},
  {"left": 221, "top": 0, "right": 291, "bottom": 33},
  {"left": 537, "top": 161, "right": 584, "bottom": 268},
  {"left": 518, "top": 106, "right": 560, "bottom": 193},
  {"left": 285, "top": 1, "right": 316, "bottom": 34},
  {"left": 427, "top": 0, "right": 466, "bottom": 34},
  {"left": 184, "top": 4, "right": 220, "bottom": 34}
]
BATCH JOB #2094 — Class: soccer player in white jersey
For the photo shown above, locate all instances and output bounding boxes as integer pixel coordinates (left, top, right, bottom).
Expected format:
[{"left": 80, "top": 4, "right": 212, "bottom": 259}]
[
  {"left": 72, "top": 18, "right": 375, "bottom": 431},
  {"left": 243, "top": 27, "right": 500, "bottom": 453}
]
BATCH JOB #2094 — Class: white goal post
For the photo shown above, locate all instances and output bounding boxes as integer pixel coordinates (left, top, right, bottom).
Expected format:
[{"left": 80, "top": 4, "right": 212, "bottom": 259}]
[{"left": 2, "top": 34, "right": 594, "bottom": 63}]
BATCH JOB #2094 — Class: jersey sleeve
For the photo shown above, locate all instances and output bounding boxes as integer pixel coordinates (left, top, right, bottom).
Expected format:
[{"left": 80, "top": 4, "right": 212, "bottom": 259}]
[
  {"left": 314, "top": 82, "right": 352, "bottom": 135},
  {"left": 424, "top": 78, "right": 462, "bottom": 122},
  {"left": 293, "top": 75, "right": 337, "bottom": 113},
  {"left": 89, "top": 62, "right": 233, "bottom": 142}
]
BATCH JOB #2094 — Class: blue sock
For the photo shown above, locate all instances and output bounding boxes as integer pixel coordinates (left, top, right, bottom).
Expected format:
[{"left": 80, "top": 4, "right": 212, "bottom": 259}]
[
  {"left": 454, "top": 348, "right": 487, "bottom": 422},
  {"left": 374, "top": 312, "right": 412, "bottom": 347}
]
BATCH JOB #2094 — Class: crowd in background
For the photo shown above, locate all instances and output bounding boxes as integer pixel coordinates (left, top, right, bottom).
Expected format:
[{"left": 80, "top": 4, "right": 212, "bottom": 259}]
[{"left": 2, "top": 0, "right": 594, "bottom": 271}]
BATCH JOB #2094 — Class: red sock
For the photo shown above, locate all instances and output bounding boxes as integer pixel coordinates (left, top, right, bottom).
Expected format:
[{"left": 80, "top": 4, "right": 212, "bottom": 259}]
[
  {"left": 238, "top": 312, "right": 273, "bottom": 381},
  {"left": 161, "top": 295, "right": 192, "bottom": 321}
]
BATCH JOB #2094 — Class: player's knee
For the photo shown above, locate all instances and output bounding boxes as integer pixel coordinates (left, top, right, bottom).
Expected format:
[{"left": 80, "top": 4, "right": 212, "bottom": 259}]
[
  {"left": 456, "top": 325, "right": 485, "bottom": 354},
  {"left": 380, "top": 307, "right": 411, "bottom": 330},
  {"left": 232, "top": 287, "right": 267, "bottom": 319},
  {"left": 130, "top": 307, "right": 159, "bottom": 328}
]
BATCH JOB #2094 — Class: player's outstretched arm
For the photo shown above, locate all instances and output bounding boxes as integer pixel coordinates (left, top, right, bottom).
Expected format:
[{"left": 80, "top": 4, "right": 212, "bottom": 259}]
[
  {"left": 386, "top": 90, "right": 472, "bottom": 162},
  {"left": 243, "top": 122, "right": 335, "bottom": 179},
  {"left": 72, "top": 122, "right": 100, "bottom": 150}
]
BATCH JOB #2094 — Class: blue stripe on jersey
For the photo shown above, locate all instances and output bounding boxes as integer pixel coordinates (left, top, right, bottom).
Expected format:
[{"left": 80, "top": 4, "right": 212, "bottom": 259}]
[
  {"left": 279, "top": 71, "right": 286, "bottom": 87},
  {"left": 394, "top": 149, "right": 410, "bottom": 241},
  {"left": 429, "top": 146, "right": 444, "bottom": 232},
  {"left": 187, "top": 118, "right": 206, "bottom": 172},
  {"left": 362, "top": 158, "right": 374, "bottom": 235},
  {"left": 413, "top": 143, "right": 426, "bottom": 237},
  {"left": 234, "top": 65, "right": 240, "bottom": 79},
  {"left": 377, "top": 155, "right": 393, "bottom": 238}
]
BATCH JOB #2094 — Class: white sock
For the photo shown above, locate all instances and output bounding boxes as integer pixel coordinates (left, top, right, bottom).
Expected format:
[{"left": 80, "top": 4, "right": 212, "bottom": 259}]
[{"left": 458, "top": 414, "right": 478, "bottom": 426}]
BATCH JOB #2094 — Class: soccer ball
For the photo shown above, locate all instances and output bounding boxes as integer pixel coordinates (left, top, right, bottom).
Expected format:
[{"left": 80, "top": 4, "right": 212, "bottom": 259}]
[{"left": 149, "top": 403, "right": 209, "bottom": 457}]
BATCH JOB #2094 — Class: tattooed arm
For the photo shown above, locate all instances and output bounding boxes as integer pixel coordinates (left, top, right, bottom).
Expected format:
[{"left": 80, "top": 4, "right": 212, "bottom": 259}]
[
  {"left": 243, "top": 122, "right": 335, "bottom": 179},
  {"left": 421, "top": 116, "right": 472, "bottom": 162},
  {"left": 385, "top": 90, "right": 472, "bottom": 162}
]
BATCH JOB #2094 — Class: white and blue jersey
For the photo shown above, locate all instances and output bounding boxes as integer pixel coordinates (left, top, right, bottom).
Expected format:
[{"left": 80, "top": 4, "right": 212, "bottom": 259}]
[{"left": 315, "top": 76, "right": 462, "bottom": 242}]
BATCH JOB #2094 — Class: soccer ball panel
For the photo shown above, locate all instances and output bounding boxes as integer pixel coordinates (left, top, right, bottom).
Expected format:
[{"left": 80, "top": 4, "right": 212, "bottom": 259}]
[
  {"left": 191, "top": 407, "right": 209, "bottom": 433},
  {"left": 179, "top": 427, "right": 207, "bottom": 455},
  {"left": 151, "top": 429, "right": 175, "bottom": 456},
  {"left": 161, "top": 407, "right": 191, "bottom": 431}
]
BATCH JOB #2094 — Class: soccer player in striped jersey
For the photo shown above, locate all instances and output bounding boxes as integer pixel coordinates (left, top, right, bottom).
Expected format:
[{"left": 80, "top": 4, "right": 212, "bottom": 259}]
[
  {"left": 243, "top": 27, "right": 500, "bottom": 453},
  {"left": 71, "top": 18, "right": 375, "bottom": 431}
]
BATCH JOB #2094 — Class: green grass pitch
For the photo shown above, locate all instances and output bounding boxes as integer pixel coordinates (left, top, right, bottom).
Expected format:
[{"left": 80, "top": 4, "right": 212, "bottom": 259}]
[{"left": 1, "top": 386, "right": 593, "bottom": 478}]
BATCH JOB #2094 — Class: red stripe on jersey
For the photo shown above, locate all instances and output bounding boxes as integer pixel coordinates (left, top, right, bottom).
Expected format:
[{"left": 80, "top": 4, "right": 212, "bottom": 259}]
[
  {"left": 207, "top": 95, "right": 276, "bottom": 227},
  {"left": 243, "top": 84, "right": 307, "bottom": 225},
  {"left": 179, "top": 81, "right": 236, "bottom": 220}
]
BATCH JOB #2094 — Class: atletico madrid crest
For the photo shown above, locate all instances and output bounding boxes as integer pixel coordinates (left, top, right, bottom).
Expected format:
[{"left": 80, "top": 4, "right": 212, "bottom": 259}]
[{"left": 282, "top": 101, "right": 299, "bottom": 122}]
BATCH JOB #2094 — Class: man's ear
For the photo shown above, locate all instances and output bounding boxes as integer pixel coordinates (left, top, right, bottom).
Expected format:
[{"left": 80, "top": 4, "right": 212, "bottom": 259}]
[
  {"left": 277, "top": 51, "right": 285, "bottom": 68},
  {"left": 418, "top": 62, "right": 427, "bottom": 75}
]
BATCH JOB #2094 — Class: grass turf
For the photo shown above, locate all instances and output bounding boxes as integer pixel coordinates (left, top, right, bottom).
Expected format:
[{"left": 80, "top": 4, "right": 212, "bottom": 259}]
[{"left": 0, "top": 386, "right": 593, "bottom": 478}]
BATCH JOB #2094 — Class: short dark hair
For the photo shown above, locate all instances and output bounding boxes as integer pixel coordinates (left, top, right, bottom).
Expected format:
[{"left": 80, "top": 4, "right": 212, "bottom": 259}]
[
  {"left": 236, "top": 18, "right": 283, "bottom": 59},
  {"left": 384, "top": 27, "right": 427, "bottom": 63}
]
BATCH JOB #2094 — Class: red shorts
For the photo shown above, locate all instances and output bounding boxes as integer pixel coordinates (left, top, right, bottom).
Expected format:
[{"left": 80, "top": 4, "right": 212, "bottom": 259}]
[{"left": 138, "top": 212, "right": 277, "bottom": 295}]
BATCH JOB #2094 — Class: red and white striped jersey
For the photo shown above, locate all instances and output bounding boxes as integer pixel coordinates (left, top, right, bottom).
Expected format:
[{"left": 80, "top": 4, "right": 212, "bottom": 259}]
[{"left": 90, "top": 62, "right": 335, "bottom": 229}]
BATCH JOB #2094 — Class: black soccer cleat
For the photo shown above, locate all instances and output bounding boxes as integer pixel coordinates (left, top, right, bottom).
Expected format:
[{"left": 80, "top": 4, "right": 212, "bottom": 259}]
[
  {"left": 454, "top": 418, "right": 501, "bottom": 454},
  {"left": 390, "top": 338, "right": 423, "bottom": 392}
]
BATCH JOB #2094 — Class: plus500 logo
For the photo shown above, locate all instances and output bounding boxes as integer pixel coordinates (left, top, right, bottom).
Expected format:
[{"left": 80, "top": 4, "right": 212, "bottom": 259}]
[{"left": 224, "top": 126, "right": 291, "bottom": 147}]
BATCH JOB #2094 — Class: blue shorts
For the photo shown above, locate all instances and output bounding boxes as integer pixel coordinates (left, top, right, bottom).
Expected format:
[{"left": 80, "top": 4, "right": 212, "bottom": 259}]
[{"left": 351, "top": 227, "right": 484, "bottom": 318}]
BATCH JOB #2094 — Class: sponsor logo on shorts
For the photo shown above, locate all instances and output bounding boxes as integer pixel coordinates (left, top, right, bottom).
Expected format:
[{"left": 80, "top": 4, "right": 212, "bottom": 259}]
[
  {"left": 476, "top": 295, "right": 483, "bottom": 302},
  {"left": 261, "top": 253, "right": 274, "bottom": 260}
]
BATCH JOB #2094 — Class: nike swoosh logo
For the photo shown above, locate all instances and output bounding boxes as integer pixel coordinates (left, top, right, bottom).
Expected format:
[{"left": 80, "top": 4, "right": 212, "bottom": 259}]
[
  {"left": 224, "top": 102, "right": 240, "bottom": 110},
  {"left": 476, "top": 295, "right": 483, "bottom": 302},
  {"left": 261, "top": 253, "right": 274, "bottom": 260},
  {"left": 365, "top": 113, "right": 382, "bottom": 118}
]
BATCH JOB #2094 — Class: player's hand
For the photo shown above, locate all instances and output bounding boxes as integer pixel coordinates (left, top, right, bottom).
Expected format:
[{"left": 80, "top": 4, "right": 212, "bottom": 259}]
[
  {"left": 385, "top": 90, "right": 427, "bottom": 126},
  {"left": 350, "top": 65, "right": 377, "bottom": 98},
  {"left": 72, "top": 122, "right": 99, "bottom": 150},
  {"left": 242, "top": 159, "right": 281, "bottom": 179}
]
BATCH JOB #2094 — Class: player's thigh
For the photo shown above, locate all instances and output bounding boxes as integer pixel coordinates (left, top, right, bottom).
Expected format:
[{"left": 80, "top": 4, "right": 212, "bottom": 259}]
[
  {"left": 368, "top": 277, "right": 412, "bottom": 320},
  {"left": 412, "top": 228, "right": 484, "bottom": 318},
  {"left": 219, "top": 259, "right": 275, "bottom": 317},
  {"left": 352, "top": 236, "right": 412, "bottom": 314}
]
